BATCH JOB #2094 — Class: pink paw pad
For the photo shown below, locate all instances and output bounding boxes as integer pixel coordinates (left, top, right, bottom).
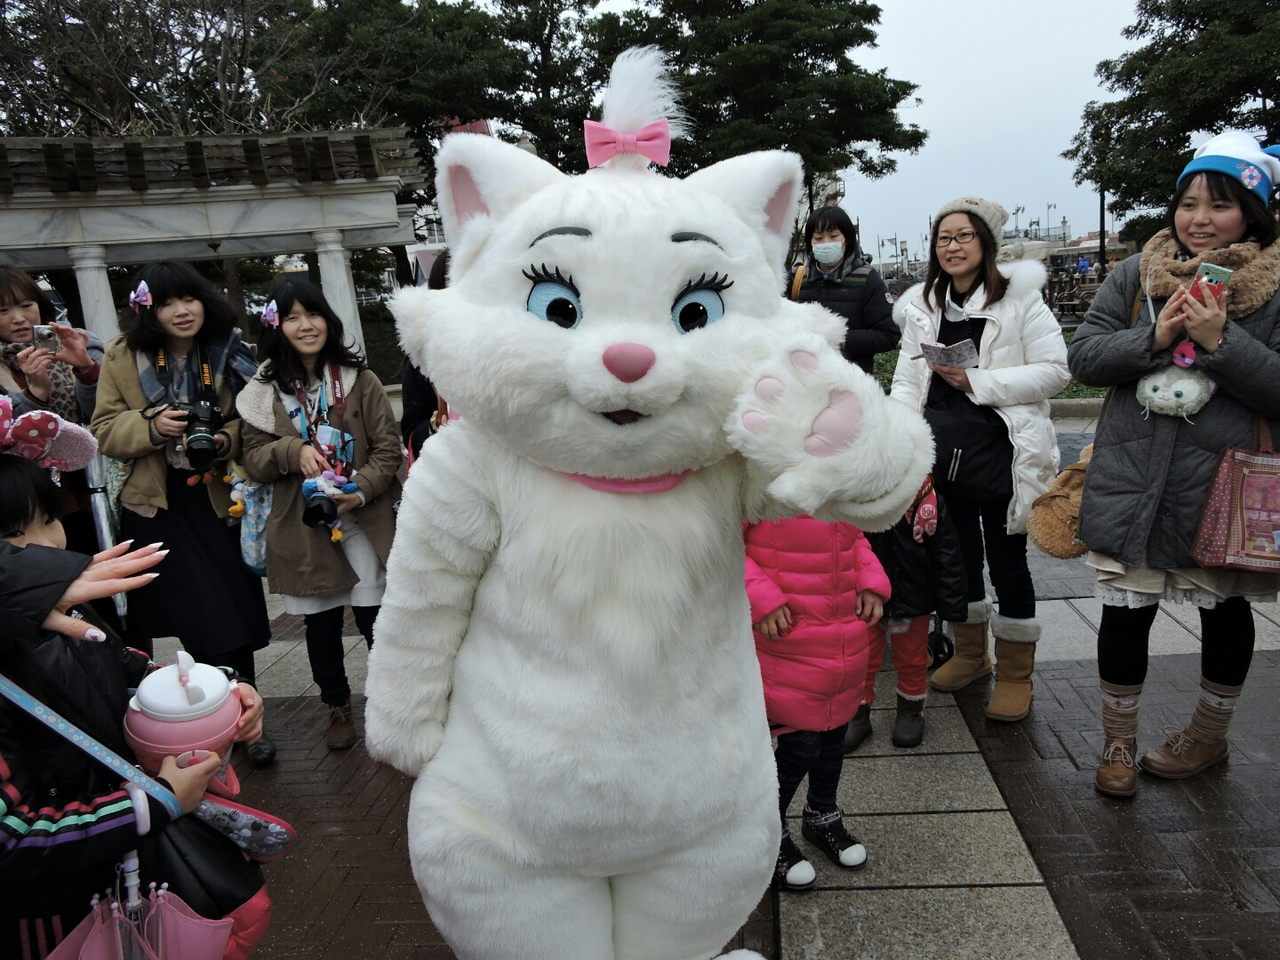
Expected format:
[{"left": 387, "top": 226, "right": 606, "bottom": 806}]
[
  {"left": 755, "top": 377, "right": 785, "bottom": 402},
  {"left": 790, "top": 351, "right": 818, "bottom": 372},
  {"left": 803, "top": 391, "right": 863, "bottom": 457},
  {"left": 742, "top": 411, "right": 769, "bottom": 435}
]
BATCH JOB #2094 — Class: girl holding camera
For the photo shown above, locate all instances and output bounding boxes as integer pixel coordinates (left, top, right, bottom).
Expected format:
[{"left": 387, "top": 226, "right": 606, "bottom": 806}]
[
  {"left": 239, "top": 280, "right": 402, "bottom": 750},
  {"left": 89, "top": 262, "right": 271, "bottom": 702}
]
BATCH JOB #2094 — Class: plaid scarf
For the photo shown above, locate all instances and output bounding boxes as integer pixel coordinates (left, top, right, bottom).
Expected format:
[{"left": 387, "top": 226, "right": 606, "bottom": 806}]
[
  {"left": 135, "top": 328, "right": 258, "bottom": 408},
  {"left": 0, "top": 340, "right": 81, "bottom": 421}
]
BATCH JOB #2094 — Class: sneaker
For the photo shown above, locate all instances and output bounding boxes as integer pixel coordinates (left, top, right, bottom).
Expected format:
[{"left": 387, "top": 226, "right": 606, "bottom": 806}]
[
  {"left": 325, "top": 699, "right": 356, "bottom": 750},
  {"left": 775, "top": 826, "right": 816, "bottom": 890},
  {"left": 245, "top": 734, "right": 277, "bottom": 767},
  {"left": 1139, "top": 729, "right": 1228, "bottom": 780},
  {"left": 801, "top": 807, "right": 867, "bottom": 869},
  {"left": 843, "top": 703, "right": 873, "bottom": 755}
]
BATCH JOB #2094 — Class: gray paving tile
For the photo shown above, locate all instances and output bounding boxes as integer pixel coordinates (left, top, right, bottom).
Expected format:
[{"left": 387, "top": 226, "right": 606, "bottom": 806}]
[
  {"left": 786, "top": 753, "right": 1005, "bottom": 817},
  {"left": 870, "top": 666, "right": 955, "bottom": 711},
  {"left": 780, "top": 886, "right": 1079, "bottom": 959},
  {"left": 844, "top": 705, "right": 977, "bottom": 758},
  {"left": 798, "top": 811, "right": 1041, "bottom": 889}
]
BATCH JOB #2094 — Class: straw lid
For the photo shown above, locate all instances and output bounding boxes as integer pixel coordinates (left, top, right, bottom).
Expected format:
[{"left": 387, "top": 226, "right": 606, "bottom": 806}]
[{"left": 130, "top": 650, "right": 232, "bottom": 722}]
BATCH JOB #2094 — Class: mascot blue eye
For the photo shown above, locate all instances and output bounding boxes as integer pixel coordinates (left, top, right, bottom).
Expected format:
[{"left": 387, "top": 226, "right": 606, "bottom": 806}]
[
  {"left": 1174, "top": 390, "right": 1184, "bottom": 399},
  {"left": 527, "top": 282, "right": 582, "bottom": 329},
  {"left": 671, "top": 289, "right": 724, "bottom": 333}
]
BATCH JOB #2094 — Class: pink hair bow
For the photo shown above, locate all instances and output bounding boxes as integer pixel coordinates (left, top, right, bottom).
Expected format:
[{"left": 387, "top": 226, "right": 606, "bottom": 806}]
[
  {"left": 0, "top": 397, "right": 98, "bottom": 472},
  {"left": 261, "top": 300, "right": 280, "bottom": 327},
  {"left": 129, "top": 280, "right": 153, "bottom": 313},
  {"left": 583, "top": 119, "right": 671, "bottom": 168}
]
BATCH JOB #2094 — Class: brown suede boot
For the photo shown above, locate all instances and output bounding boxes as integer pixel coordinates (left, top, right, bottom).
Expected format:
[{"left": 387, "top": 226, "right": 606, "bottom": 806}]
[
  {"left": 986, "top": 616, "right": 1039, "bottom": 722},
  {"left": 929, "top": 600, "right": 992, "bottom": 692},
  {"left": 1095, "top": 737, "right": 1137, "bottom": 797},
  {"left": 325, "top": 698, "right": 356, "bottom": 750}
]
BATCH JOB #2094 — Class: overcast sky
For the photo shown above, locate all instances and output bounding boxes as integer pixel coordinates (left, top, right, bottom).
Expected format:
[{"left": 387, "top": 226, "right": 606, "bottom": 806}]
[{"left": 841, "top": 0, "right": 1143, "bottom": 261}]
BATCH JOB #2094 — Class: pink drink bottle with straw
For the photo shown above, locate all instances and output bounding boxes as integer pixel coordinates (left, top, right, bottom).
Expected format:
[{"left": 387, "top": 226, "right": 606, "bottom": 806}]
[{"left": 124, "top": 651, "right": 243, "bottom": 798}]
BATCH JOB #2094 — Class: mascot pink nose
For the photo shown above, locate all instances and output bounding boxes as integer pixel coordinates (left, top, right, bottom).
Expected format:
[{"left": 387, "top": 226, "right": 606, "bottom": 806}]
[{"left": 602, "top": 343, "right": 656, "bottom": 382}]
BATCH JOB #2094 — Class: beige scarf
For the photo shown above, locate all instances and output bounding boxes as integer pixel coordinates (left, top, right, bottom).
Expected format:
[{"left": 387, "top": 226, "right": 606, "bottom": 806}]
[{"left": 1140, "top": 228, "right": 1280, "bottom": 319}]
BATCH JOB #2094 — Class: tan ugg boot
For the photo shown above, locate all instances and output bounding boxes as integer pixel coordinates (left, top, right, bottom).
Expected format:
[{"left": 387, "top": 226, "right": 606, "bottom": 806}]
[
  {"left": 986, "top": 616, "right": 1039, "bottom": 722},
  {"left": 928, "top": 600, "right": 992, "bottom": 692}
]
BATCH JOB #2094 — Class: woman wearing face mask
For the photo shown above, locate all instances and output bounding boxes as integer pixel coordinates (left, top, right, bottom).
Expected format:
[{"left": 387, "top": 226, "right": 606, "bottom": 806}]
[
  {"left": 1070, "top": 133, "right": 1280, "bottom": 797},
  {"left": 239, "top": 279, "right": 402, "bottom": 751},
  {"left": 89, "top": 261, "right": 273, "bottom": 765},
  {"left": 892, "top": 197, "right": 1069, "bottom": 724},
  {"left": 786, "top": 206, "right": 900, "bottom": 375}
]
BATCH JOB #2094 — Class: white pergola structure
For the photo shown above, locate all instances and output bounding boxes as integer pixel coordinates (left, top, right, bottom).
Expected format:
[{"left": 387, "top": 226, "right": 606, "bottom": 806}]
[{"left": 0, "top": 130, "right": 426, "bottom": 352}]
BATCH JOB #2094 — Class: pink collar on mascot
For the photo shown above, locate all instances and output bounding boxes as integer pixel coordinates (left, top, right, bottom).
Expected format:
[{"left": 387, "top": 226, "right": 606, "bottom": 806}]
[{"left": 557, "top": 469, "right": 692, "bottom": 493}]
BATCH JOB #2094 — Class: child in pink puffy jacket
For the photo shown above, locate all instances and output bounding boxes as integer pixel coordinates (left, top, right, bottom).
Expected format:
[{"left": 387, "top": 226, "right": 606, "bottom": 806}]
[{"left": 745, "top": 517, "right": 890, "bottom": 891}]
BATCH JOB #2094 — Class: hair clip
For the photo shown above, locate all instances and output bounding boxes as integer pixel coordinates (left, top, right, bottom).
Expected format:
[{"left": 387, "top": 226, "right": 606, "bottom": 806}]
[
  {"left": 261, "top": 300, "right": 279, "bottom": 327},
  {"left": 129, "top": 280, "right": 153, "bottom": 314}
]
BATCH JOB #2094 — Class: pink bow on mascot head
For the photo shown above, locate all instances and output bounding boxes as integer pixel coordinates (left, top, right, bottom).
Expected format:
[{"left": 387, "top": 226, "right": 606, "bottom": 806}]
[
  {"left": 0, "top": 397, "right": 98, "bottom": 472},
  {"left": 583, "top": 118, "right": 672, "bottom": 168}
]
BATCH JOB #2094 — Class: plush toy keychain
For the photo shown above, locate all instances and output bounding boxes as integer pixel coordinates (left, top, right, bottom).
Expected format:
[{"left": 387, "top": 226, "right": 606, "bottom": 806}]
[{"left": 1136, "top": 364, "right": 1218, "bottom": 419}]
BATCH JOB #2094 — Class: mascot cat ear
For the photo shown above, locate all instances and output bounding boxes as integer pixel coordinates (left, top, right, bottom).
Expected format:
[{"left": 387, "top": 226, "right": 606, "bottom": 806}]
[
  {"left": 435, "top": 134, "right": 566, "bottom": 249},
  {"left": 684, "top": 151, "right": 804, "bottom": 271}
]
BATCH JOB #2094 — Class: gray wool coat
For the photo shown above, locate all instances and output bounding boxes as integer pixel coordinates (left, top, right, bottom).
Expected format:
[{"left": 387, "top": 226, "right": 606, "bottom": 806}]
[{"left": 1069, "top": 253, "right": 1280, "bottom": 569}]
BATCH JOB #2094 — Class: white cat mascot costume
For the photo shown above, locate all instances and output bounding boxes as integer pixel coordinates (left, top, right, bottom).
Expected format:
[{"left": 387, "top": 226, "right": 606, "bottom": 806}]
[{"left": 367, "top": 49, "right": 933, "bottom": 960}]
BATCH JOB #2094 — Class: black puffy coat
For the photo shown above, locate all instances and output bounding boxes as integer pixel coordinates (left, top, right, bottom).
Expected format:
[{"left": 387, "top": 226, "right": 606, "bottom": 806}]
[
  {"left": 865, "top": 488, "right": 969, "bottom": 622},
  {"left": 0, "top": 543, "right": 172, "bottom": 937},
  {"left": 399, "top": 359, "right": 439, "bottom": 459},
  {"left": 788, "top": 255, "right": 901, "bottom": 374}
]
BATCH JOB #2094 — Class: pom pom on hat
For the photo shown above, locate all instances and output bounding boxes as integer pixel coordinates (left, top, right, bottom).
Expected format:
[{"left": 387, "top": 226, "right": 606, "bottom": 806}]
[
  {"left": 1179, "top": 131, "right": 1280, "bottom": 204},
  {"left": 934, "top": 196, "right": 1009, "bottom": 243}
]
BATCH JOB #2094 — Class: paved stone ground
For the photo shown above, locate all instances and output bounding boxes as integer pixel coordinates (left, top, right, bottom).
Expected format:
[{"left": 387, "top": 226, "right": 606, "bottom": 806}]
[{"left": 955, "top": 651, "right": 1280, "bottom": 960}]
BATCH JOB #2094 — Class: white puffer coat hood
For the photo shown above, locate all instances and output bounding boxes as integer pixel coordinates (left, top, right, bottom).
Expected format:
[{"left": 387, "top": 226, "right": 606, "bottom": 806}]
[{"left": 890, "top": 259, "right": 1070, "bottom": 533}]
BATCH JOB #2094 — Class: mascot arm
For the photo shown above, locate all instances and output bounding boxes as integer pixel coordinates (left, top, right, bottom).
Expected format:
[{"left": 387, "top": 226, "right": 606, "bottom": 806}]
[
  {"left": 364, "top": 431, "right": 501, "bottom": 776},
  {"left": 730, "top": 330, "right": 934, "bottom": 534}
]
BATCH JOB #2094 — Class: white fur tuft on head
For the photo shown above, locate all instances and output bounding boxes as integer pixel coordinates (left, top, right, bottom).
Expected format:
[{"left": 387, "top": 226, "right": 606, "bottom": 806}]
[{"left": 600, "top": 46, "right": 688, "bottom": 141}]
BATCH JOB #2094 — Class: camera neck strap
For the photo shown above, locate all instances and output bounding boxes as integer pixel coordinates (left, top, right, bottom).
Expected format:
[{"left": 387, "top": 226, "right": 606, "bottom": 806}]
[
  {"left": 155, "top": 341, "right": 215, "bottom": 405},
  {"left": 292, "top": 362, "right": 348, "bottom": 464}
]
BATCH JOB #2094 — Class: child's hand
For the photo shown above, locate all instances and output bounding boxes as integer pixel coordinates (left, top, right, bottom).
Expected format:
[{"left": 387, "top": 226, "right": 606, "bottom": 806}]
[
  {"left": 754, "top": 604, "right": 792, "bottom": 640},
  {"left": 233, "top": 683, "right": 265, "bottom": 744},
  {"left": 159, "top": 751, "right": 221, "bottom": 814},
  {"left": 856, "top": 590, "right": 885, "bottom": 627}
]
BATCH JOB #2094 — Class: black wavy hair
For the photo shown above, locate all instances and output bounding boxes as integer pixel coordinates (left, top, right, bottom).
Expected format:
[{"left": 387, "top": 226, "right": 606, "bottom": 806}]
[
  {"left": 121, "top": 260, "right": 238, "bottom": 354},
  {"left": 255, "top": 279, "right": 365, "bottom": 393},
  {"left": 803, "top": 205, "right": 861, "bottom": 263},
  {"left": 922, "top": 212, "right": 1010, "bottom": 312},
  {"left": 1166, "top": 171, "right": 1279, "bottom": 252},
  {"left": 0, "top": 266, "right": 57, "bottom": 333},
  {"left": 0, "top": 455, "right": 64, "bottom": 541}
]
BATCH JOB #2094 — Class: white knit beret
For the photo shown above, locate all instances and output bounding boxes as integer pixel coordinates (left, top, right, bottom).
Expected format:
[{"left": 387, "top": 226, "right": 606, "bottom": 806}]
[{"left": 935, "top": 196, "right": 1009, "bottom": 242}]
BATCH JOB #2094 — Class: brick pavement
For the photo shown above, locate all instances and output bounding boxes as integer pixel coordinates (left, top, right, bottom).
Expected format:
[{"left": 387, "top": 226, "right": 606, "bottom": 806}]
[
  {"left": 955, "top": 650, "right": 1280, "bottom": 960},
  {"left": 233, "top": 695, "right": 776, "bottom": 958}
]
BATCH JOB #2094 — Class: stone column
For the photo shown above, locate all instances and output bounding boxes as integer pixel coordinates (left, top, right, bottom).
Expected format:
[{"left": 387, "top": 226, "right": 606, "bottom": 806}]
[
  {"left": 312, "top": 230, "right": 365, "bottom": 355},
  {"left": 67, "top": 245, "right": 119, "bottom": 342}
]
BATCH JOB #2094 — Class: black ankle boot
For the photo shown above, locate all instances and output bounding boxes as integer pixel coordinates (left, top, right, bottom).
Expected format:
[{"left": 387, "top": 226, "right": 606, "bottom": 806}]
[
  {"left": 843, "top": 703, "right": 872, "bottom": 755},
  {"left": 890, "top": 695, "right": 925, "bottom": 748}
]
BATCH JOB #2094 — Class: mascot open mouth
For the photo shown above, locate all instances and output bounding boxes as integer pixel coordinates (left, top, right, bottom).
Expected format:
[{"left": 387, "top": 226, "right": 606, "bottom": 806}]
[{"left": 602, "top": 409, "right": 645, "bottom": 425}]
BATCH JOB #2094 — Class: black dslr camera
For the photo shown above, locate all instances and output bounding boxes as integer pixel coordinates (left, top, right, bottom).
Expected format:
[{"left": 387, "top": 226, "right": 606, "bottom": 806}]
[{"left": 173, "top": 400, "right": 224, "bottom": 472}]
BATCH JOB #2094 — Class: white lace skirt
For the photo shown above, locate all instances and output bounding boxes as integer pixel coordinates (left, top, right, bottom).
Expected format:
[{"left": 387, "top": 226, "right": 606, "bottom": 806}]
[{"left": 1087, "top": 551, "right": 1279, "bottom": 609}]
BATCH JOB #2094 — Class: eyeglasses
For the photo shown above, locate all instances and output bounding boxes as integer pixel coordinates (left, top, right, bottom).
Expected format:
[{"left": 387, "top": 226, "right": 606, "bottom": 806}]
[{"left": 935, "top": 230, "right": 978, "bottom": 248}]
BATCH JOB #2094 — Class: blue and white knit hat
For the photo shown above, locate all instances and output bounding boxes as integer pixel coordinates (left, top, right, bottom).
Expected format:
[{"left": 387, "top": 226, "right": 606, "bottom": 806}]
[{"left": 1178, "top": 131, "right": 1280, "bottom": 204}]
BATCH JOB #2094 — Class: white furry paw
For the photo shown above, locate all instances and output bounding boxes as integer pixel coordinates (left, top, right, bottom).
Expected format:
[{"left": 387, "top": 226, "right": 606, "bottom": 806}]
[
  {"left": 727, "top": 334, "right": 934, "bottom": 531},
  {"left": 364, "top": 708, "right": 442, "bottom": 777}
]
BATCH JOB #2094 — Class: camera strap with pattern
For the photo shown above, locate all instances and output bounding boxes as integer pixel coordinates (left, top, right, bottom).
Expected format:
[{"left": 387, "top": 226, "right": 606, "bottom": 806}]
[{"left": 292, "top": 362, "right": 350, "bottom": 472}]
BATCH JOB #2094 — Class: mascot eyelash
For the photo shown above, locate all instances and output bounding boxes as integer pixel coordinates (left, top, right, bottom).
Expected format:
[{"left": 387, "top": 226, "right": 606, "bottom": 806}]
[
  {"left": 523, "top": 263, "right": 579, "bottom": 295},
  {"left": 676, "top": 272, "right": 734, "bottom": 298}
]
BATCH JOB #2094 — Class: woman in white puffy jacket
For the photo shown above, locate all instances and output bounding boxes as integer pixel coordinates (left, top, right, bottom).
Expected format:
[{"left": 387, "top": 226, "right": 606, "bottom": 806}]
[{"left": 891, "top": 196, "right": 1069, "bottom": 723}]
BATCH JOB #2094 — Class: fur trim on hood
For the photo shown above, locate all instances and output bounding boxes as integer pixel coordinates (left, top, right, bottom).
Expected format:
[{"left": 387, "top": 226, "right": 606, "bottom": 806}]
[
  {"left": 893, "top": 259, "right": 1047, "bottom": 327},
  {"left": 236, "top": 361, "right": 361, "bottom": 433}
]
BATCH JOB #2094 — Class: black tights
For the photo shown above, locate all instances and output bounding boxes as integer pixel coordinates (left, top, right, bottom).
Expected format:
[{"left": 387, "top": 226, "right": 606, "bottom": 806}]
[
  {"left": 775, "top": 724, "right": 847, "bottom": 820},
  {"left": 1097, "top": 597, "right": 1256, "bottom": 687},
  {"left": 304, "top": 605, "right": 378, "bottom": 706}
]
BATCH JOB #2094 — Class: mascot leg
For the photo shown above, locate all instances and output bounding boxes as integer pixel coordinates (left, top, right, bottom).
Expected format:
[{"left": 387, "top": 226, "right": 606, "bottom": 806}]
[
  {"left": 417, "top": 856, "right": 614, "bottom": 960},
  {"left": 610, "top": 819, "right": 776, "bottom": 960}
]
